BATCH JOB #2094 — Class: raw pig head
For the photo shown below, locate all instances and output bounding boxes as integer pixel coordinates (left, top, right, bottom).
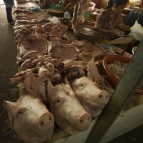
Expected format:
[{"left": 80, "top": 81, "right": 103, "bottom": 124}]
[
  {"left": 3, "top": 94, "right": 54, "bottom": 143},
  {"left": 72, "top": 76, "right": 109, "bottom": 117},
  {"left": 47, "top": 78, "right": 92, "bottom": 134}
]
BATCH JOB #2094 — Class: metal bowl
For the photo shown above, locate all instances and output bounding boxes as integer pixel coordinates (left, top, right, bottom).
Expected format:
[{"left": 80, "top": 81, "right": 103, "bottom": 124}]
[
  {"left": 47, "top": 8, "right": 64, "bottom": 17},
  {"left": 73, "top": 24, "right": 102, "bottom": 43}
]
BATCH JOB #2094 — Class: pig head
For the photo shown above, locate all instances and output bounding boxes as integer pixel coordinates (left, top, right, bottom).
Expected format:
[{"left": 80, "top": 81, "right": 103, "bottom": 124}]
[
  {"left": 72, "top": 76, "right": 109, "bottom": 117},
  {"left": 47, "top": 78, "right": 92, "bottom": 134},
  {"left": 3, "top": 94, "right": 54, "bottom": 143}
]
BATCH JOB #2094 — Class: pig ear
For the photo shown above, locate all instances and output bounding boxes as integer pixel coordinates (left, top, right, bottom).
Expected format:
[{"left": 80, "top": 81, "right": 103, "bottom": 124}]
[
  {"left": 47, "top": 79, "right": 54, "bottom": 96},
  {"left": 3, "top": 100, "right": 15, "bottom": 125},
  {"left": 87, "top": 69, "right": 94, "bottom": 81},
  {"left": 64, "top": 76, "right": 70, "bottom": 85},
  {"left": 24, "top": 72, "right": 43, "bottom": 96},
  {"left": 24, "top": 72, "right": 47, "bottom": 102},
  {"left": 87, "top": 58, "right": 101, "bottom": 82}
]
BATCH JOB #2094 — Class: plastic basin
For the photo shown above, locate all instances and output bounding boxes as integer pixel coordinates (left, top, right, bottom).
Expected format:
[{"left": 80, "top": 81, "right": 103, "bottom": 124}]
[{"left": 103, "top": 55, "right": 143, "bottom": 94}]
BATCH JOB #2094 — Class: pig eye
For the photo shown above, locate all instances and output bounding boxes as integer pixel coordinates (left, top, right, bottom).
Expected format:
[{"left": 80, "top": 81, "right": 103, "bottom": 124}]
[
  {"left": 79, "top": 83, "right": 86, "bottom": 87},
  {"left": 56, "top": 99, "right": 60, "bottom": 103},
  {"left": 79, "top": 83, "right": 86, "bottom": 90},
  {"left": 17, "top": 109, "right": 24, "bottom": 117},
  {"left": 79, "top": 83, "right": 84, "bottom": 86},
  {"left": 99, "top": 95, "right": 102, "bottom": 98},
  {"left": 18, "top": 110, "right": 23, "bottom": 115},
  {"left": 54, "top": 99, "right": 61, "bottom": 105}
]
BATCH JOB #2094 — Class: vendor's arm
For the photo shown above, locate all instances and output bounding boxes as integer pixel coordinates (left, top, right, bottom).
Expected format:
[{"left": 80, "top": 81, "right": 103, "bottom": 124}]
[
  {"left": 94, "top": 23, "right": 121, "bottom": 36},
  {"left": 117, "top": 23, "right": 130, "bottom": 32},
  {"left": 107, "top": 35, "right": 135, "bottom": 45}
]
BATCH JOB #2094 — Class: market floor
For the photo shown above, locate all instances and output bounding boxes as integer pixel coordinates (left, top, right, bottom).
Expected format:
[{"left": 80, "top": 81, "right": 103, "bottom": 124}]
[{"left": 0, "top": 1, "right": 143, "bottom": 143}]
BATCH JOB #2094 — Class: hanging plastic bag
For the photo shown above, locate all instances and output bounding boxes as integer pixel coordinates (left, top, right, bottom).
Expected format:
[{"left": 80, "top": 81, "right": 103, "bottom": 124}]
[{"left": 129, "top": 20, "right": 143, "bottom": 41}]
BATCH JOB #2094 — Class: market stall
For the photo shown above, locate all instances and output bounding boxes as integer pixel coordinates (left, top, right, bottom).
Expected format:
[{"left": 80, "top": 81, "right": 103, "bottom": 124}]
[
  {"left": 6, "top": 6, "right": 113, "bottom": 143},
  {"left": 2, "top": 2, "right": 143, "bottom": 143}
]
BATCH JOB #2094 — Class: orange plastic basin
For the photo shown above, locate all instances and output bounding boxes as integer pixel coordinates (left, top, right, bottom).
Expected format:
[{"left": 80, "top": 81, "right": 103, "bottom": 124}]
[{"left": 103, "top": 55, "right": 143, "bottom": 94}]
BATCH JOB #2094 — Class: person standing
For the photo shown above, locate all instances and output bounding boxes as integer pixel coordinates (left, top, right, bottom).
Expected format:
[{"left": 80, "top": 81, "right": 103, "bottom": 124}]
[
  {"left": 3, "top": 0, "right": 15, "bottom": 24},
  {"left": 71, "top": 0, "right": 90, "bottom": 29}
]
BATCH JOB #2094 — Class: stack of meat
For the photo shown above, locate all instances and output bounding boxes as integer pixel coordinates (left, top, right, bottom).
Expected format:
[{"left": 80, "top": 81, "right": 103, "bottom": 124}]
[{"left": 3, "top": 7, "right": 114, "bottom": 143}]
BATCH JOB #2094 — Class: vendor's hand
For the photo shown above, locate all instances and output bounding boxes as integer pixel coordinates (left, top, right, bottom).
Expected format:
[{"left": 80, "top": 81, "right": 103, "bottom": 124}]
[{"left": 111, "top": 28, "right": 124, "bottom": 37}]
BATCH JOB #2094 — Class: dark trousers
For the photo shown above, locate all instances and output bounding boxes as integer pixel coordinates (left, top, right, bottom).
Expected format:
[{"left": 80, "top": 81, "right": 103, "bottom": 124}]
[
  {"left": 5, "top": 7, "right": 13, "bottom": 23},
  {"left": 126, "top": 10, "right": 143, "bottom": 27}
]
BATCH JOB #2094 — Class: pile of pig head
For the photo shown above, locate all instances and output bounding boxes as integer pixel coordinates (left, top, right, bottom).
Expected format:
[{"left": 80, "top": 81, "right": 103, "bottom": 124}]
[
  {"left": 72, "top": 59, "right": 111, "bottom": 118},
  {"left": 3, "top": 94, "right": 54, "bottom": 143},
  {"left": 47, "top": 77, "right": 92, "bottom": 134}
]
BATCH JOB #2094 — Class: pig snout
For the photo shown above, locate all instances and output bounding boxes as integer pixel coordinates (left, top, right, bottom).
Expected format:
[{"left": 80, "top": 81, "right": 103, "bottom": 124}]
[
  {"left": 37, "top": 113, "right": 54, "bottom": 132},
  {"left": 76, "top": 113, "right": 92, "bottom": 130},
  {"left": 96, "top": 90, "right": 109, "bottom": 104}
]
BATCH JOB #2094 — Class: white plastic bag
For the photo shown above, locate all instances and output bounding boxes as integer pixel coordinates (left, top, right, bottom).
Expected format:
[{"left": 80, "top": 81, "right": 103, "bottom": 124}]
[
  {"left": 129, "top": 20, "right": 143, "bottom": 41},
  {"left": 48, "top": 16, "right": 61, "bottom": 24},
  {"left": 64, "top": 11, "right": 70, "bottom": 19}
]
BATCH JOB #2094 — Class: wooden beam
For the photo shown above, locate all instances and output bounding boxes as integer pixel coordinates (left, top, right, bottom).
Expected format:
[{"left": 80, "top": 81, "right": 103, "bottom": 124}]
[{"left": 86, "top": 40, "right": 143, "bottom": 143}]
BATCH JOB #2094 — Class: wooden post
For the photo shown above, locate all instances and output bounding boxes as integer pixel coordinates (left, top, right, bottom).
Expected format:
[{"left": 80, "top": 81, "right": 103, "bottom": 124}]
[{"left": 86, "top": 39, "right": 143, "bottom": 143}]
